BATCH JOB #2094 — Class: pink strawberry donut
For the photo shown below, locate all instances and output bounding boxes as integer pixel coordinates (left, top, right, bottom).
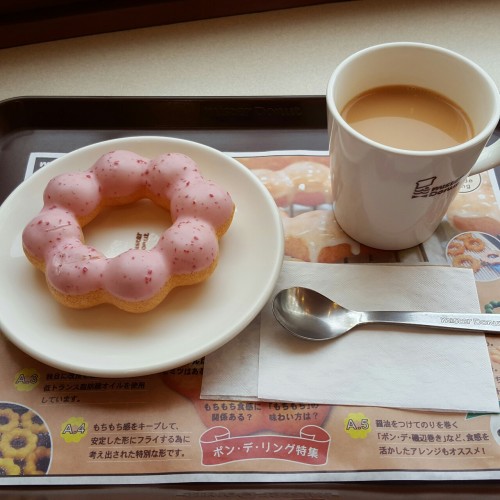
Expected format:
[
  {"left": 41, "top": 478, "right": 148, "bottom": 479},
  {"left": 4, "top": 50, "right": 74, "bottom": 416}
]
[{"left": 22, "top": 150, "right": 235, "bottom": 313}]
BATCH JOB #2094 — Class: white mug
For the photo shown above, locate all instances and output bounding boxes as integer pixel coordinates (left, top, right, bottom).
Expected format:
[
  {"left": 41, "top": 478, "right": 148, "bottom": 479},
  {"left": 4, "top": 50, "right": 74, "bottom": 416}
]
[{"left": 326, "top": 42, "right": 500, "bottom": 250}]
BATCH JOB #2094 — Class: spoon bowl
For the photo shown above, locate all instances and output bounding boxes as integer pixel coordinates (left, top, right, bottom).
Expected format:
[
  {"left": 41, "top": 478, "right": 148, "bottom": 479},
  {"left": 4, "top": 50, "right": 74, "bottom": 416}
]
[
  {"left": 272, "top": 286, "right": 361, "bottom": 340},
  {"left": 272, "top": 286, "right": 500, "bottom": 341}
]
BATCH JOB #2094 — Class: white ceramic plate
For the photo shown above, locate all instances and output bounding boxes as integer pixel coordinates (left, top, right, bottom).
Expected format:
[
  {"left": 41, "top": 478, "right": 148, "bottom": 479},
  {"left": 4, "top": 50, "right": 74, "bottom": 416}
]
[{"left": 0, "top": 136, "right": 283, "bottom": 377}]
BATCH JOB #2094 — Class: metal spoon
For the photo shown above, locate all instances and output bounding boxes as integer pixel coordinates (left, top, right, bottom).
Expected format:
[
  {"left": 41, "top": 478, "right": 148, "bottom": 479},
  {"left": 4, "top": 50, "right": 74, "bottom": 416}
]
[{"left": 272, "top": 286, "right": 500, "bottom": 341}]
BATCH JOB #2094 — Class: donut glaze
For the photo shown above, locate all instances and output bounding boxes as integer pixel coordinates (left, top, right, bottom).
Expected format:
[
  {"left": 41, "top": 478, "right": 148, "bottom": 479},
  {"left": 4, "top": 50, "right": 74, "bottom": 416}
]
[
  {"left": 251, "top": 161, "right": 332, "bottom": 207},
  {"left": 22, "top": 150, "right": 235, "bottom": 313}
]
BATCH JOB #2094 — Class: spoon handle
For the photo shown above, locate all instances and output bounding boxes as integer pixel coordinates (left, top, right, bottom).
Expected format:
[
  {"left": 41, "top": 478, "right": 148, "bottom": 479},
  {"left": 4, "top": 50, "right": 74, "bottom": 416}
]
[{"left": 362, "top": 311, "right": 500, "bottom": 333}]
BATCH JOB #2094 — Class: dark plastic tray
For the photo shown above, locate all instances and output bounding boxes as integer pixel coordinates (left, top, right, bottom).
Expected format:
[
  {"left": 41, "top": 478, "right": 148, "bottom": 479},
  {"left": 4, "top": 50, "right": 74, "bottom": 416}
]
[
  {"left": 0, "top": 95, "right": 328, "bottom": 204},
  {"left": 1, "top": 95, "right": 499, "bottom": 498}
]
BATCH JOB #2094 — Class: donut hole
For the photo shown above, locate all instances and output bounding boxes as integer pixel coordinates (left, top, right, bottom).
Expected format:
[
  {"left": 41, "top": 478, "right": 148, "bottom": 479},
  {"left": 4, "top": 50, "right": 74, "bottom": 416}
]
[
  {"left": 31, "top": 452, "right": 51, "bottom": 474},
  {"left": 0, "top": 415, "right": 10, "bottom": 426},
  {"left": 10, "top": 436, "right": 28, "bottom": 450},
  {"left": 83, "top": 200, "right": 172, "bottom": 258}
]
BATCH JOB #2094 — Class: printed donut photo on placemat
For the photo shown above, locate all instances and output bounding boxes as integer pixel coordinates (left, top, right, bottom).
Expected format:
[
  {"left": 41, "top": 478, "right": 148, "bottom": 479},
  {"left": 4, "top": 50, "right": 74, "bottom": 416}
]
[
  {"left": 446, "top": 231, "right": 500, "bottom": 281},
  {"left": 239, "top": 155, "right": 399, "bottom": 264},
  {"left": 0, "top": 402, "right": 52, "bottom": 476},
  {"left": 248, "top": 159, "right": 333, "bottom": 210}
]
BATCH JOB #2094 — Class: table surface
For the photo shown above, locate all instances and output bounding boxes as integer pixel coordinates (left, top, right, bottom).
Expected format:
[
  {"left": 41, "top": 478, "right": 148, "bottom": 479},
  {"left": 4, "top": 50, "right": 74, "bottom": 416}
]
[
  {"left": 0, "top": 0, "right": 498, "bottom": 101},
  {"left": 1, "top": 1, "right": 500, "bottom": 497}
]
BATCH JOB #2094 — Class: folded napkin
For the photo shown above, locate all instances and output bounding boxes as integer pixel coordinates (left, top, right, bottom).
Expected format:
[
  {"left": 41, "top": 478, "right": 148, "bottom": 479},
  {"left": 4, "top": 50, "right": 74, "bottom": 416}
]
[{"left": 202, "top": 261, "right": 499, "bottom": 413}]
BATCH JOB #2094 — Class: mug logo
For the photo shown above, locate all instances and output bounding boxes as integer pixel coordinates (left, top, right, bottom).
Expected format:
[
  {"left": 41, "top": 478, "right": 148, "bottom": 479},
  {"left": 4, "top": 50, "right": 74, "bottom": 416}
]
[
  {"left": 411, "top": 177, "right": 437, "bottom": 198},
  {"left": 411, "top": 176, "right": 463, "bottom": 199}
]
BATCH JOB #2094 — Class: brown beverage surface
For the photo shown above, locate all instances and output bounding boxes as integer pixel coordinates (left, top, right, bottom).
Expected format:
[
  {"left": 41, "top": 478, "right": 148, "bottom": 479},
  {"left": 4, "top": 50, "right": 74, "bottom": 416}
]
[{"left": 341, "top": 85, "right": 474, "bottom": 150}]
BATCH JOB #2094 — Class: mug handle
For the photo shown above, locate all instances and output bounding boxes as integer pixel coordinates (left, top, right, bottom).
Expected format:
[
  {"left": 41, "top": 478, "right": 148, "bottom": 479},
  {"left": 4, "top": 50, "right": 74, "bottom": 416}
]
[{"left": 470, "top": 138, "right": 500, "bottom": 175}]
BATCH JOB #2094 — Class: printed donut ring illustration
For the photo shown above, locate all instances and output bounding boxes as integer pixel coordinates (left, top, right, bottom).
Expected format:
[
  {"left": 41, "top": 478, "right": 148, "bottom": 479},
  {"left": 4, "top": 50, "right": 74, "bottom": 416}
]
[{"left": 0, "top": 402, "right": 52, "bottom": 476}]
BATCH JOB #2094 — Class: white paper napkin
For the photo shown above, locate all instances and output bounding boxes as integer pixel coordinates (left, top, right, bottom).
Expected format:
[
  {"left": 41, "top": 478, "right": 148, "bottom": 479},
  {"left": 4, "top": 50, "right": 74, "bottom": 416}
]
[
  {"left": 201, "top": 316, "right": 260, "bottom": 400},
  {"left": 202, "top": 261, "right": 499, "bottom": 413}
]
